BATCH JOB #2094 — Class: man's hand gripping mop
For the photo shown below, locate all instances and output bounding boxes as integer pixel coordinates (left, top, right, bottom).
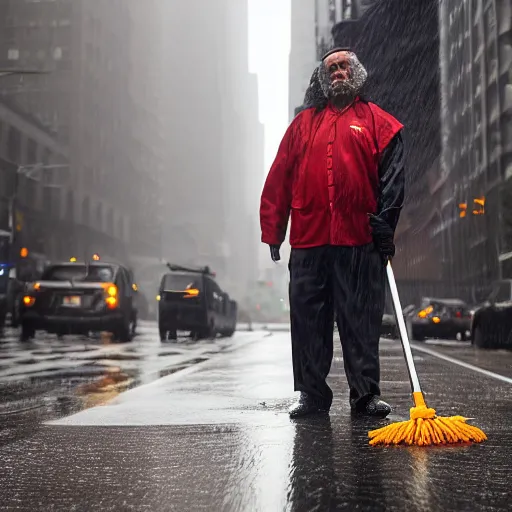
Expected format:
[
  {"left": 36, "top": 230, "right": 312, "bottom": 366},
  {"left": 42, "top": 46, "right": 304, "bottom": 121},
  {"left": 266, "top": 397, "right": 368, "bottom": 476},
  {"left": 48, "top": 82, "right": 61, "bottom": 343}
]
[{"left": 368, "top": 261, "right": 487, "bottom": 447}]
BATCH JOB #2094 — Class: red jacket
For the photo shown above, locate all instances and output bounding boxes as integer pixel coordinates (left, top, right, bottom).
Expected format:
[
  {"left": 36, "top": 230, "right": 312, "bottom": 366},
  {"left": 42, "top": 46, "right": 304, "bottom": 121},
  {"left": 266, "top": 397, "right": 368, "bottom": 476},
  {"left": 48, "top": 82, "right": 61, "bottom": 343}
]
[{"left": 260, "top": 98, "right": 404, "bottom": 248}]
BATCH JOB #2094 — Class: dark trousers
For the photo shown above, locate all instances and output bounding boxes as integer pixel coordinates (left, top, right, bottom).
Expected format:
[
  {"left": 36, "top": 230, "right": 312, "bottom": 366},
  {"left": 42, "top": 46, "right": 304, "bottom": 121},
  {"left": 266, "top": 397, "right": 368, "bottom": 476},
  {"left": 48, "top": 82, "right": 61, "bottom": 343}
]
[{"left": 289, "top": 244, "right": 385, "bottom": 409}]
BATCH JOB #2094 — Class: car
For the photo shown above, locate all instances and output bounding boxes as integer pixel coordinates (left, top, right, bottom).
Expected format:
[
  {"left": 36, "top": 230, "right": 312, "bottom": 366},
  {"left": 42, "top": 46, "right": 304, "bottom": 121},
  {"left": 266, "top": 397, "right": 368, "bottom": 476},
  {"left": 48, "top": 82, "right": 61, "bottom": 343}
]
[
  {"left": 471, "top": 280, "right": 512, "bottom": 349},
  {"left": 405, "top": 297, "right": 472, "bottom": 341},
  {"left": 158, "top": 264, "right": 237, "bottom": 341},
  {"left": 0, "top": 264, "right": 8, "bottom": 330},
  {"left": 19, "top": 260, "right": 138, "bottom": 342}
]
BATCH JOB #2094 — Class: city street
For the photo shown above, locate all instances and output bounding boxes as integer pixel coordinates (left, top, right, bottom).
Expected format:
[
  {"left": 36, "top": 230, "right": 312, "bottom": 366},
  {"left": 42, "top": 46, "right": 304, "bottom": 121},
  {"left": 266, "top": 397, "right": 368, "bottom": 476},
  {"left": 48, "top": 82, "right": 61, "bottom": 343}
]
[
  {"left": 0, "top": 325, "right": 511, "bottom": 511},
  {"left": 0, "top": 323, "right": 269, "bottom": 446}
]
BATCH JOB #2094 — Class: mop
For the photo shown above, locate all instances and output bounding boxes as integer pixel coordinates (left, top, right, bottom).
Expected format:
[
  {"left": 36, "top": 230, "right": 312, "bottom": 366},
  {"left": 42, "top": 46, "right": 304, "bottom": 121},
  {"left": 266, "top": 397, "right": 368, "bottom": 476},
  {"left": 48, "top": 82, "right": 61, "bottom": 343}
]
[{"left": 368, "top": 262, "right": 487, "bottom": 446}]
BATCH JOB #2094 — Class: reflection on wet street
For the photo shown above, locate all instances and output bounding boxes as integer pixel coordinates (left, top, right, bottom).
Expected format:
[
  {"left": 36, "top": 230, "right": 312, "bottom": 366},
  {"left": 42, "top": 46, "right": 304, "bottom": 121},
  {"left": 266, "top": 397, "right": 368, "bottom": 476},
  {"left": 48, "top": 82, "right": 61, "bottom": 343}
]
[
  {"left": 0, "top": 322, "right": 261, "bottom": 446},
  {"left": 1, "top": 330, "right": 511, "bottom": 511}
]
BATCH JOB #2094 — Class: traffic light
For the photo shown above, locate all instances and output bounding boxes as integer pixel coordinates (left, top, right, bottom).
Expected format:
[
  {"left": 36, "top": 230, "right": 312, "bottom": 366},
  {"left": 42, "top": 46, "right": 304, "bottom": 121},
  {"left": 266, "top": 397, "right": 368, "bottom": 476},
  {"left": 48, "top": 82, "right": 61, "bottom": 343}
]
[
  {"left": 458, "top": 197, "right": 485, "bottom": 218},
  {"left": 473, "top": 197, "right": 485, "bottom": 215}
]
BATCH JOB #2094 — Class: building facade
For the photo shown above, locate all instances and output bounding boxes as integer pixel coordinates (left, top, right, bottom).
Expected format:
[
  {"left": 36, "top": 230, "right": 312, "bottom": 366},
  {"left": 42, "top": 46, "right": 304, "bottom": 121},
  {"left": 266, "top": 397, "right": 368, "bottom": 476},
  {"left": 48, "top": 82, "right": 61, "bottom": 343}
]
[
  {"left": 439, "top": 0, "right": 512, "bottom": 299},
  {"left": 289, "top": 0, "right": 317, "bottom": 121},
  {"left": 289, "top": 0, "right": 370, "bottom": 121},
  {"left": 0, "top": 0, "right": 165, "bottom": 265},
  {"left": 160, "top": 0, "right": 264, "bottom": 305},
  {"left": 287, "top": 0, "right": 444, "bottom": 305}
]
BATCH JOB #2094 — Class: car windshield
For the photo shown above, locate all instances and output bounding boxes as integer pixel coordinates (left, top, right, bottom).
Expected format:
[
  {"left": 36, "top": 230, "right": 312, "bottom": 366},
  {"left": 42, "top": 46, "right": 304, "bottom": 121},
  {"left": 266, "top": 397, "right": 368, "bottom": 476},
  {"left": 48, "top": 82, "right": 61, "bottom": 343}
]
[
  {"left": 162, "top": 274, "right": 202, "bottom": 291},
  {"left": 41, "top": 265, "right": 115, "bottom": 283}
]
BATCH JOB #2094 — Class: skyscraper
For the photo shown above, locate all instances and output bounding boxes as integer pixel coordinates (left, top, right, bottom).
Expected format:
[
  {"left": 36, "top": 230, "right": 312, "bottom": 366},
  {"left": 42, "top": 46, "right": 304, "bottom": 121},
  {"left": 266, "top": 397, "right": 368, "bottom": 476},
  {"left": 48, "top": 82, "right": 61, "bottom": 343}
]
[
  {"left": 439, "top": 0, "right": 512, "bottom": 295},
  {"left": 160, "top": 0, "right": 264, "bottom": 302},
  {"left": 0, "top": 0, "right": 165, "bottom": 264}
]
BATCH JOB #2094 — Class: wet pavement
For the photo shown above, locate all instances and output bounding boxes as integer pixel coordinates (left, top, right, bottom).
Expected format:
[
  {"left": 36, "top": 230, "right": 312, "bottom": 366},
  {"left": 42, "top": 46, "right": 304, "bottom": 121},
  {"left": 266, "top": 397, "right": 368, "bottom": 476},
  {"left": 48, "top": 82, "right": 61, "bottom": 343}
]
[
  {"left": 0, "top": 326, "right": 511, "bottom": 511},
  {"left": 0, "top": 322, "right": 267, "bottom": 446},
  {"left": 413, "top": 338, "right": 512, "bottom": 380}
]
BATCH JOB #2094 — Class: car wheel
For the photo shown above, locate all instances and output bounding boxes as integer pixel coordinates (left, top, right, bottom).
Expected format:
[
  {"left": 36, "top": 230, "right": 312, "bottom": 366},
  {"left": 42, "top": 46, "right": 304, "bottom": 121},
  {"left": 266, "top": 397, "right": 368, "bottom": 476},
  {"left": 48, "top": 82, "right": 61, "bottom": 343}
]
[
  {"left": 411, "top": 327, "right": 425, "bottom": 342},
  {"left": 20, "top": 323, "right": 35, "bottom": 342},
  {"left": 473, "top": 325, "right": 487, "bottom": 348},
  {"left": 11, "top": 302, "right": 20, "bottom": 328},
  {"left": 131, "top": 314, "right": 137, "bottom": 338},
  {"left": 113, "top": 318, "right": 133, "bottom": 343}
]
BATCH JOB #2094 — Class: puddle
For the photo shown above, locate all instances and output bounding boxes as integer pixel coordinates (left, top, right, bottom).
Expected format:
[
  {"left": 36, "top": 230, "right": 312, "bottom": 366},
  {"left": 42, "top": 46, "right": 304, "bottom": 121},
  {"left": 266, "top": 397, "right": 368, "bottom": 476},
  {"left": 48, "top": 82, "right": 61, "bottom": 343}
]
[
  {"left": 32, "top": 347, "right": 97, "bottom": 355},
  {"left": 158, "top": 357, "right": 208, "bottom": 378},
  {"left": 79, "top": 353, "right": 142, "bottom": 361},
  {"left": 15, "top": 359, "right": 38, "bottom": 365}
]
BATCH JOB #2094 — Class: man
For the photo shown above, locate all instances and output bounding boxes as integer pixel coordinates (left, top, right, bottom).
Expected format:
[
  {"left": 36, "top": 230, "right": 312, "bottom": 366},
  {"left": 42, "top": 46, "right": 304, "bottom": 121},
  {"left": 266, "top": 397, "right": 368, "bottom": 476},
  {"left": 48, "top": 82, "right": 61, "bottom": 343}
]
[{"left": 260, "top": 48, "right": 405, "bottom": 419}]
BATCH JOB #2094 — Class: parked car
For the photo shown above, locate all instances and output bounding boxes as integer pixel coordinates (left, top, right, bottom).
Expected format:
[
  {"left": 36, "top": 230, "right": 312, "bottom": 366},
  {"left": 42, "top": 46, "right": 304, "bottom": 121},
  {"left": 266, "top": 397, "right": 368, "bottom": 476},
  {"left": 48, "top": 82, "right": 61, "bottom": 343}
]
[
  {"left": 405, "top": 297, "right": 472, "bottom": 341},
  {"left": 0, "top": 264, "right": 8, "bottom": 330},
  {"left": 471, "top": 280, "right": 512, "bottom": 349},
  {"left": 19, "top": 260, "right": 138, "bottom": 342},
  {"left": 158, "top": 264, "right": 237, "bottom": 341}
]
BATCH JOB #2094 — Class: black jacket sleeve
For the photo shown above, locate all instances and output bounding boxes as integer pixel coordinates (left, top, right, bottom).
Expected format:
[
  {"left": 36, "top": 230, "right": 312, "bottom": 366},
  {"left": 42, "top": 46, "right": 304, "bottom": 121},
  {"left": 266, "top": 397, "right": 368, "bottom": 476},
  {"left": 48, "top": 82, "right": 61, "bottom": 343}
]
[{"left": 376, "top": 131, "right": 405, "bottom": 233}]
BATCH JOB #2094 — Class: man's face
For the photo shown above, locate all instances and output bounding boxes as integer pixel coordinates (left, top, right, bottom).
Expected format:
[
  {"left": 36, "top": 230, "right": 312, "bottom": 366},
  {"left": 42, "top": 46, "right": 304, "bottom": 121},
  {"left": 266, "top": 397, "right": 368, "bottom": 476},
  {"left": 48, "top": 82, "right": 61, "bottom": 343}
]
[{"left": 324, "top": 51, "right": 351, "bottom": 95}]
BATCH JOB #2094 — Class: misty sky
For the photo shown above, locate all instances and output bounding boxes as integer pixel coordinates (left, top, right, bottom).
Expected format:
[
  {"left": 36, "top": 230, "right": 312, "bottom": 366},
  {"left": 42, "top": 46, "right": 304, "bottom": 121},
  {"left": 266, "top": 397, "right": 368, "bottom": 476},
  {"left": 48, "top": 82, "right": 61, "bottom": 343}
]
[{"left": 248, "top": 0, "right": 291, "bottom": 182}]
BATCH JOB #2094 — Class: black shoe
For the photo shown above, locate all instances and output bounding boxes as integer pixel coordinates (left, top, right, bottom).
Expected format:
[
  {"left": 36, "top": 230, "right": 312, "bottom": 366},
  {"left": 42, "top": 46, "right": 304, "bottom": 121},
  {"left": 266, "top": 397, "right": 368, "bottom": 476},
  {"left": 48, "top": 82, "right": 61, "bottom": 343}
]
[
  {"left": 289, "top": 392, "right": 330, "bottom": 419},
  {"left": 352, "top": 396, "right": 391, "bottom": 418}
]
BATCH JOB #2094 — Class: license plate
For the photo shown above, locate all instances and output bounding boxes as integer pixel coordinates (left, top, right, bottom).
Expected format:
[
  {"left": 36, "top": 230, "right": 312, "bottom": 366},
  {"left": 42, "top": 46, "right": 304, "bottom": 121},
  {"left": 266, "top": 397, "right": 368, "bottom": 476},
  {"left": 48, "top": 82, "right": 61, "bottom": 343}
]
[{"left": 63, "top": 296, "right": 81, "bottom": 307}]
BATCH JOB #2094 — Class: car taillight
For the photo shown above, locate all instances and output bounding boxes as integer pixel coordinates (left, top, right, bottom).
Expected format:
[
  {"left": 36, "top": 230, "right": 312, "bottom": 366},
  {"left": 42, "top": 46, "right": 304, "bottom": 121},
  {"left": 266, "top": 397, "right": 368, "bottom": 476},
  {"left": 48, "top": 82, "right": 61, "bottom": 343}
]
[
  {"left": 418, "top": 305, "right": 433, "bottom": 318},
  {"left": 23, "top": 296, "right": 36, "bottom": 307},
  {"left": 102, "top": 283, "right": 118, "bottom": 309}
]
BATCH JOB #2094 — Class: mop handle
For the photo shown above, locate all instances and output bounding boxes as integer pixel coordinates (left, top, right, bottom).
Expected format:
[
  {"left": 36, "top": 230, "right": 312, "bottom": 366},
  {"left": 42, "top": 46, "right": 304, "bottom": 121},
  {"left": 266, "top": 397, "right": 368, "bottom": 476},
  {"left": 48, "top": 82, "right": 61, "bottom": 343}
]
[{"left": 386, "top": 261, "right": 422, "bottom": 393}]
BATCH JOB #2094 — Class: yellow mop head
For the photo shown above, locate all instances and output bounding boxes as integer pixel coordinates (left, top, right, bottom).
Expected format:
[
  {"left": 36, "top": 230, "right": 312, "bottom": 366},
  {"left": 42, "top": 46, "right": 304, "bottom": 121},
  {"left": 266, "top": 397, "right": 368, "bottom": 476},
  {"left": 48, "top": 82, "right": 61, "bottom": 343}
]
[{"left": 368, "top": 392, "right": 487, "bottom": 446}]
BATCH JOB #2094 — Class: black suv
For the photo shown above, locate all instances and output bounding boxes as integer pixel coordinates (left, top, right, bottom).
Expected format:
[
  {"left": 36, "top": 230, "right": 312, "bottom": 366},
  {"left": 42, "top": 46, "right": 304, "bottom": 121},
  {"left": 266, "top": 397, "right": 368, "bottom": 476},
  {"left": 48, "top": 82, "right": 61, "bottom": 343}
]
[
  {"left": 158, "top": 264, "right": 237, "bottom": 341},
  {"left": 19, "top": 261, "right": 138, "bottom": 342}
]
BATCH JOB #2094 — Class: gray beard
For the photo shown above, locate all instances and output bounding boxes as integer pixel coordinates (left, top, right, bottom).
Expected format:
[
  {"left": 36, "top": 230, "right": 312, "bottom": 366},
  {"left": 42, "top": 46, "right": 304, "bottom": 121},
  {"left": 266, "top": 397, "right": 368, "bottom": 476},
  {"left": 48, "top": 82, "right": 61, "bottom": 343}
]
[{"left": 330, "top": 79, "right": 359, "bottom": 99}]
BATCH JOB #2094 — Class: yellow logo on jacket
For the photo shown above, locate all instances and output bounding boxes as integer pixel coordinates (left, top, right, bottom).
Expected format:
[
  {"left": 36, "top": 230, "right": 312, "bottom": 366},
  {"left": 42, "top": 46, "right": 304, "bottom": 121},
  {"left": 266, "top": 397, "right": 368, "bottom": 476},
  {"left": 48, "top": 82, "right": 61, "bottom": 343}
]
[{"left": 350, "top": 124, "right": 364, "bottom": 133}]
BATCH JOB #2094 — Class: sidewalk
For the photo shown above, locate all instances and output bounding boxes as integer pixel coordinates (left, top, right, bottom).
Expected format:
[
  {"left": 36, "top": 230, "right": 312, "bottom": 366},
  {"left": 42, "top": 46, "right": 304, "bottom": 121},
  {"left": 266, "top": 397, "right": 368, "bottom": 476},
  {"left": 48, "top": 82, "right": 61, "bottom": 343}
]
[{"left": 1, "top": 332, "right": 511, "bottom": 511}]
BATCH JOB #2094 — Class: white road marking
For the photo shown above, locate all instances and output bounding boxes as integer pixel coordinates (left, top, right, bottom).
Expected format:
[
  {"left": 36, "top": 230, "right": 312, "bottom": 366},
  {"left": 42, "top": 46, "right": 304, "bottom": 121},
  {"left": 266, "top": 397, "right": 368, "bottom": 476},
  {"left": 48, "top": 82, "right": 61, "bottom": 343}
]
[{"left": 412, "top": 344, "right": 512, "bottom": 385}]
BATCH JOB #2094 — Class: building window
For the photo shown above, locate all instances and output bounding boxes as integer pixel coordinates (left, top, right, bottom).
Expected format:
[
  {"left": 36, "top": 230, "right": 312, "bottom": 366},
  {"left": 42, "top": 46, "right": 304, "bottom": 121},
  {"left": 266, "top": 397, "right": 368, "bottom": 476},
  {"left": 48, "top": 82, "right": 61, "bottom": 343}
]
[
  {"left": 107, "top": 208, "right": 114, "bottom": 236},
  {"left": 81, "top": 197, "right": 90, "bottom": 226},
  {"left": 7, "top": 127, "right": 21, "bottom": 163},
  {"left": 7, "top": 48, "right": 19, "bottom": 60},
  {"left": 95, "top": 202, "right": 103, "bottom": 230},
  {"left": 66, "top": 191, "right": 74, "bottom": 222},
  {"left": 27, "top": 139, "right": 37, "bottom": 164}
]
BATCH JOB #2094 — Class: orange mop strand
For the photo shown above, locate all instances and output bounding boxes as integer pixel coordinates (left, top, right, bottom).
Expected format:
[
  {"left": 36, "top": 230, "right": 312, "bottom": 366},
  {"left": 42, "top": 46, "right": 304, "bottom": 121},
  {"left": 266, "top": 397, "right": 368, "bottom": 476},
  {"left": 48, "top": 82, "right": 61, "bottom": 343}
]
[
  {"left": 369, "top": 262, "right": 487, "bottom": 447},
  {"left": 368, "top": 391, "right": 487, "bottom": 446}
]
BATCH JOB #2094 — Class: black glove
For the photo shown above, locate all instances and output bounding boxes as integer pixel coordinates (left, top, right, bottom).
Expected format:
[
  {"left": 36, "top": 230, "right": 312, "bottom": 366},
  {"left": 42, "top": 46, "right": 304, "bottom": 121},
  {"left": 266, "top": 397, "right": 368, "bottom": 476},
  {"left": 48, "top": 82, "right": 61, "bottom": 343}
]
[
  {"left": 269, "top": 245, "right": 281, "bottom": 262},
  {"left": 369, "top": 214, "right": 395, "bottom": 261}
]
